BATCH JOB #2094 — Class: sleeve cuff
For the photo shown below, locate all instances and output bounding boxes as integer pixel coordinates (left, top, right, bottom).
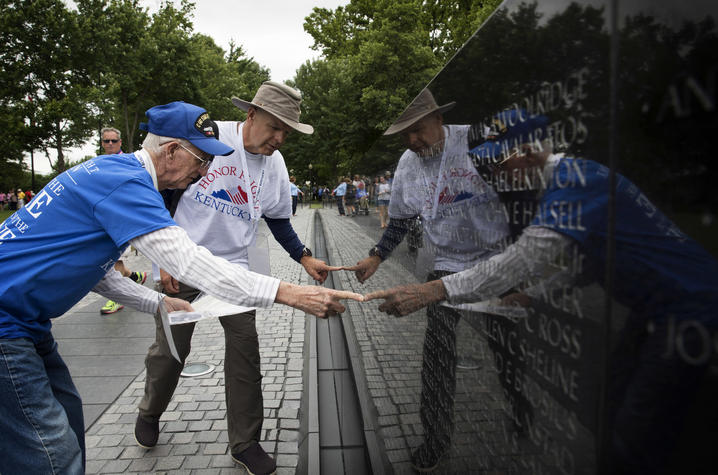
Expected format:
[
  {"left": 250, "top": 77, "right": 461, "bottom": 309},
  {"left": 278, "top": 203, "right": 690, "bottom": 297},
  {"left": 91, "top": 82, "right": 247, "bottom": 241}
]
[{"left": 251, "top": 273, "right": 282, "bottom": 308}]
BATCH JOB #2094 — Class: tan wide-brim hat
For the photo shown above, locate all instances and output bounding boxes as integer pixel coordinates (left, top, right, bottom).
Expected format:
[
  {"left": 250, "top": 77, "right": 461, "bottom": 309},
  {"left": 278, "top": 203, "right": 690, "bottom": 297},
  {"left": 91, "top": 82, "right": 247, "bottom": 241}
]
[
  {"left": 384, "top": 88, "right": 455, "bottom": 135},
  {"left": 232, "top": 81, "right": 314, "bottom": 135}
]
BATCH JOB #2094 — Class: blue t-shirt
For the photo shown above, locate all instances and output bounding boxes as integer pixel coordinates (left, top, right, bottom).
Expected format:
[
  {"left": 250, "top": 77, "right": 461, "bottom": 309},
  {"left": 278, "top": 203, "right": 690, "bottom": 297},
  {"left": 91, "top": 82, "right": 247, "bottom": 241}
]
[
  {"left": 334, "top": 182, "right": 346, "bottom": 196},
  {"left": 0, "top": 154, "right": 176, "bottom": 341},
  {"left": 289, "top": 183, "right": 300, "bottom": 197},
  {"left": 533, "top": 157, "right": 718, "bottom": 323}
]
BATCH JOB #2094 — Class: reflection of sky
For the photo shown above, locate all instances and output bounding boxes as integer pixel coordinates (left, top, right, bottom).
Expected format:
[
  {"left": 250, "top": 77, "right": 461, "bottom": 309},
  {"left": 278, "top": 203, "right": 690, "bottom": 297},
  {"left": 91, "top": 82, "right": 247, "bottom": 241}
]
[
  {"left": 617, "top": 0, "right": 716, "bottom": 29},
  {"left": 484, "top": 0, "right": 715, "bottom": 33}
]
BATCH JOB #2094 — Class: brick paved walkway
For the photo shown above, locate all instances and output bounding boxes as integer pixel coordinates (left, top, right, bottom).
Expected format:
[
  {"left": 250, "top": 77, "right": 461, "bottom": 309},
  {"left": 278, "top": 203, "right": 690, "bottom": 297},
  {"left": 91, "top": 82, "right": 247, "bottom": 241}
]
[{"left": 68, "top": 205, "right": 509, "bottom": 474}]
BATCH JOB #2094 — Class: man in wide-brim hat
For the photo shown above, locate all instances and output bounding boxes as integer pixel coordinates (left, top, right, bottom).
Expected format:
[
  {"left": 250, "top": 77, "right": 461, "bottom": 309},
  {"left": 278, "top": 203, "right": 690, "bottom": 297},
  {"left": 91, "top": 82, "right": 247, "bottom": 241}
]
[
  {"left": 136, "top": 81, "right": 340, "bottom": 475},
  {"left": 349, "top": 88, "right": 511, "bottom": 472}
]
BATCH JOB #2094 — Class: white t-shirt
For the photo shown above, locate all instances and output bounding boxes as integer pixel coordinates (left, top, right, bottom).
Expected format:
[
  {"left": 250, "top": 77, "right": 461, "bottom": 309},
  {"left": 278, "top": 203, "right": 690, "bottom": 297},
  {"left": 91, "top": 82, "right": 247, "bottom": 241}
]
[
  {"left": 173, "top": 121, "right": 292, "bottom": 268},
  {"left": 376, "top": 183, "right": 391, "bottom": 201},
  {"left": 389, "top": 124, "right": 509, "bottom": 272}
]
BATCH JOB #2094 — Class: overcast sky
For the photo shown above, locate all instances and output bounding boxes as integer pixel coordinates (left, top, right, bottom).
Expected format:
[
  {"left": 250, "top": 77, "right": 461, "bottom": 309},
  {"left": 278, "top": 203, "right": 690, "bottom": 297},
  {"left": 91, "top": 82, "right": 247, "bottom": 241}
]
[
  {"left": 30, "top": 0, "right": 346, "bottom": 174},
  {"left": 144, "top": 0, "right": 347, "bottom": 82}
]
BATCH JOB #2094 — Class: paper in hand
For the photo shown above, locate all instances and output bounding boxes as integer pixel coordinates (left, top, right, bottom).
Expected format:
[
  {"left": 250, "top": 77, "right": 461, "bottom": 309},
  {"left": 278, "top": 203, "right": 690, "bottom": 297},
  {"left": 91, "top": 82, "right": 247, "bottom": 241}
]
[
  {"left": 168, "top": 293, "right": 255, "bottom": 326},
  {"left": 158, "top": 298, "right": 182, "bottom": 362}
]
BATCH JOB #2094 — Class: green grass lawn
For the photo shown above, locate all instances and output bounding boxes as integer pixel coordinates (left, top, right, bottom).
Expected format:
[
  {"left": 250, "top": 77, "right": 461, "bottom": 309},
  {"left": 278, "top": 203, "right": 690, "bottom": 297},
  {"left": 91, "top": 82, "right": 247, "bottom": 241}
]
[{"left": 0, "top": 209, "right": 12, "bottom": 222}]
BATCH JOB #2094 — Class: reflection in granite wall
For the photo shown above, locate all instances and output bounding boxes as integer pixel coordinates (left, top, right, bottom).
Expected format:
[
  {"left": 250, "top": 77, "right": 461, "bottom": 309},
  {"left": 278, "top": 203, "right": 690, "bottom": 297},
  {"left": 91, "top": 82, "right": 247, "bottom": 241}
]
[{"left": 356, "top": 1, "right": 718, "bottom": 474}]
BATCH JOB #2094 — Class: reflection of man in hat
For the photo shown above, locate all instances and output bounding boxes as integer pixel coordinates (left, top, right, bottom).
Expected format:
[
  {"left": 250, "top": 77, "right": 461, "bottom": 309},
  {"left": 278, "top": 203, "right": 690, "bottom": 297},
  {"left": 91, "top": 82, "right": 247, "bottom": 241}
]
[
  {"left": 135, "top": 82, "right": 340, "bottom": 475},
  {"left": 349, "top": 89, "right": 510, "bottom": 472},
  {"left": 0, "top": 100, "right": 360, "bottom": 475},
  {"left": 366, "top": 109, "right": 718, "bottom": 474}
]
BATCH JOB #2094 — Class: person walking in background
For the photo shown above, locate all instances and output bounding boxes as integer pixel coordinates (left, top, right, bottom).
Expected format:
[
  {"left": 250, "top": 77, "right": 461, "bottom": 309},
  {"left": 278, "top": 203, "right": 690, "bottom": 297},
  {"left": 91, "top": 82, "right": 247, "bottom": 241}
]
[
  {"left": 98, "top": 127, "right": 148, "bottom": 315},
  {"left": 0, "top": 191, "right": 6, "bottom": 210},
  {"left": 8, "top": 190, "right": 18, "bottom": 211},
  {"left": 344, "top": 177, "right": 357, "bottom": 217},
  {"left": 376, "top": 175, "right": 391, "bottom": 228},
  {"left": 332, "top": 176, "right": 347, "bottom": 216},
  {"left": 289, "top": 175, "right": 303, "bottom": 216},
  {"left": 356, "top": 180, "right": 369, "bottom": 215},
  {"left": 16, "top": 189, "right": 25, "bottom": 209}
]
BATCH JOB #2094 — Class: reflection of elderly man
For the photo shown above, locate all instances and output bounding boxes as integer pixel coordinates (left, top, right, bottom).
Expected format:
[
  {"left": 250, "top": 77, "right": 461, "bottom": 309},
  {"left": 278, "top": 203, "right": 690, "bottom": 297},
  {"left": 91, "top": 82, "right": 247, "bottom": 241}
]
[
  {"left": 137, "top": 82, "right": 340, "bottom": 475},
  {"left": 367, "top": 110, "right": 718, "bottom": 474},
  {"left": 0, "top": 101, "right": 360, "bottom": 475},
  {"left": 351, "top": 89, "right": 510, "bottom": 472}
]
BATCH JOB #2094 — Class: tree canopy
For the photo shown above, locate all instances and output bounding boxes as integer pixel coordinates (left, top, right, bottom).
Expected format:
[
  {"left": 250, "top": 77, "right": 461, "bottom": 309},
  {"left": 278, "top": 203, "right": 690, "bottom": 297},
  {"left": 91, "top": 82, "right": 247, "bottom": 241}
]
[
  {"left": 283, "top": 0, "right": 501, "bottom": 183},
  {"left": 0, "top": 0, "right": 500, "bottom": 190}
]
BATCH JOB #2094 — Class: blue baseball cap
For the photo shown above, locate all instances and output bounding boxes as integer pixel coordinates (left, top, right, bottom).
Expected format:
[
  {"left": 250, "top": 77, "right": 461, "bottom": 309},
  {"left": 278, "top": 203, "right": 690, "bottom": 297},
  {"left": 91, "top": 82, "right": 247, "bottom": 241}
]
[
  {"left": 471, "top": 109, "right": 549, "bottom": 161},
  {"left": 139, "top": 101, "right": 234, "bottom": 156}
]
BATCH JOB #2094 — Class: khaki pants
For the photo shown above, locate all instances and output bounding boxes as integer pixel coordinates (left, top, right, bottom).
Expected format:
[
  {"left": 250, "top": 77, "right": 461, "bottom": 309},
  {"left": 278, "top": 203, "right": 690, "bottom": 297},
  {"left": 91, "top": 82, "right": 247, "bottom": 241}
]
[{"left": 138, "top": 283, "right": 262, "bottom": 453}]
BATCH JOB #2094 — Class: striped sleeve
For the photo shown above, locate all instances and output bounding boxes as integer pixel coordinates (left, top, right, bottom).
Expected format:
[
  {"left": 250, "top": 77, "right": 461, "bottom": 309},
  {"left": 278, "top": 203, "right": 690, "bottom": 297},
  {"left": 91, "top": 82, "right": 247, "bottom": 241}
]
[
  {"left": 131, "top": 226, "right": 280, "bottom": 308},
  {"left": 92, "top": 267, "right": 163, "bottom": 314},
  {"left": 441, "top": 226, "right": 574, "bottom": 304}
]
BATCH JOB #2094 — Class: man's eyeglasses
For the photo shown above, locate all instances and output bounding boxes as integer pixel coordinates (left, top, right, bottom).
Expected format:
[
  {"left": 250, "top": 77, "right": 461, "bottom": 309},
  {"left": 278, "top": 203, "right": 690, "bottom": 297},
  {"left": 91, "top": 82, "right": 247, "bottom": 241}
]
[
  {"left": 102, "top": 139, "right": 119, "bottom": 144},
  {"left": 178, "top": 143, "right": 213, "bottom": 170}
]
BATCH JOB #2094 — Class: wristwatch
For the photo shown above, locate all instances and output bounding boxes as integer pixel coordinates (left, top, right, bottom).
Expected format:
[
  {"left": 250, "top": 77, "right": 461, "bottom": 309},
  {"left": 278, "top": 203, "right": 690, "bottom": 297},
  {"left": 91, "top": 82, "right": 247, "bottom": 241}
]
[
  {"left": 369, "top": 246, "right": 385, "bottom": 261},
  {"left": 301, "top": 247, "right": 312, "bottom": 258}
]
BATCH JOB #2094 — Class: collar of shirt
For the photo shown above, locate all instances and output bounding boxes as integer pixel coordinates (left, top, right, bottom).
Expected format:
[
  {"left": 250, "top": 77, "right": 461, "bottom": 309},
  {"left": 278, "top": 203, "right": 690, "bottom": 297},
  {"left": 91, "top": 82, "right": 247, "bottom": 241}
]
[
  {"left": 537, "top": 152, "right": 564, "bottom": 199},
  {"left": 134, "top": 149, "right": 159, "bottom": 190}
]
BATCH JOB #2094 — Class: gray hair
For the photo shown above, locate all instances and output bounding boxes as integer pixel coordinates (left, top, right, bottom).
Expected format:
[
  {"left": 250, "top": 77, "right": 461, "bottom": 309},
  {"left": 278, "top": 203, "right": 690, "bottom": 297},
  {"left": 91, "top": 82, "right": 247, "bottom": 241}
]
[
  {"left": 101, "top": 127, "right": 121, "bottom": 139},
  {"left": 141, "top": 133, "right": 192, "bottom": 155}
]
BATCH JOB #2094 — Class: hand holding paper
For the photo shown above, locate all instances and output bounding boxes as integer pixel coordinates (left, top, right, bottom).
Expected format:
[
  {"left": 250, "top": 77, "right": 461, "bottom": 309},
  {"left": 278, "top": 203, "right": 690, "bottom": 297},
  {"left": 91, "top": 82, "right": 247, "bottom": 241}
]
[{"left": 162, "top": 295, "right": 194, "bottom": 313}]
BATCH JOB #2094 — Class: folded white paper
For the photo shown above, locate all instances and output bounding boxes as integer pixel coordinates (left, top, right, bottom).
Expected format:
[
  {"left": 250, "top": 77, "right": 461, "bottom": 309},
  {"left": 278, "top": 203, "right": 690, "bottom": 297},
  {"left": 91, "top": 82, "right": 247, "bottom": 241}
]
[
  {"left": 168, "top": 293, "right": 255, "bottom": 325},
  {"left": 158, "top": 299, "right": 181, "bottom": 362}
]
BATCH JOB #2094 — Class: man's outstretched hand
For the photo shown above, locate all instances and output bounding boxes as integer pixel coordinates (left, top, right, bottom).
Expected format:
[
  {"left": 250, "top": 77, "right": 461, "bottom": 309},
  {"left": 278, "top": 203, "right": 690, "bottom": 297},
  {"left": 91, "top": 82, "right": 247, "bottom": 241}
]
[
  {"left": 340, "top": 256, "right": 382, "bottom": 283},
  {"left": 300, "top": 256, "right": 345, "bottom": 284},
  {"left": 275, "top": 282, "right": 364, "bottom": 318},
  {"left": 364, "top": 280, "right": 447, "bottom": 317}
]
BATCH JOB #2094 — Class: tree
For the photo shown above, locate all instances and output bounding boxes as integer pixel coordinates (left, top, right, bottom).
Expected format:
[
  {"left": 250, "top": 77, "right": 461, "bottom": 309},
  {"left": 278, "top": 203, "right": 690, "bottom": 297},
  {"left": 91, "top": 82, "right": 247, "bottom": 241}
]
[
  {"left": 1, "top": 0, "right": 96, "bottom": 173},
  {"left": 284, "top": 0, "right": 501, "bottom": 177}
]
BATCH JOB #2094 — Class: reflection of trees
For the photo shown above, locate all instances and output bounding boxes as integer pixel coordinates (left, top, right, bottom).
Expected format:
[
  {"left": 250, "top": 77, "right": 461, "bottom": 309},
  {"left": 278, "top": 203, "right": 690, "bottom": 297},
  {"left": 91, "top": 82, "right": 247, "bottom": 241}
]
[
  {"left": 365, "top": 0, "right": 717, "bottom": 249},
  {"left": 617, "top": 14, "right": 718, "bottom": 216}
]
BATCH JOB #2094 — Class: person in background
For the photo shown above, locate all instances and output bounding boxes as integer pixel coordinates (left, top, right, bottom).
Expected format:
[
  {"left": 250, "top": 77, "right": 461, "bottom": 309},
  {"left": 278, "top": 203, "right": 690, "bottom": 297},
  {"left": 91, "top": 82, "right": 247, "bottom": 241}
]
[
  {"left": 344, "top": 177, "right": 357, "bottom": 217},
  {"left": 289, "top": 175, "right": 303, "bottom": 216},
  {"left": 8, "top": 190, "right": 18, "bottom": 211},
  {"left": 332, "top": 176, "right": 347, "bottom": 216},
  {"left": 16, "top": 189, "right": 25, "bottom": 209},
  {"left": 0, "top": 190, "right": 6, "bottom": 210},
  {"left": 98, "top": 127, "right": 148, "bottom": 315},
  {"left": 375, "top": 176, "right": 391, "bottom": 228},
  {"left": 356, "top": 180, "right": 369, "bottom": 215}
]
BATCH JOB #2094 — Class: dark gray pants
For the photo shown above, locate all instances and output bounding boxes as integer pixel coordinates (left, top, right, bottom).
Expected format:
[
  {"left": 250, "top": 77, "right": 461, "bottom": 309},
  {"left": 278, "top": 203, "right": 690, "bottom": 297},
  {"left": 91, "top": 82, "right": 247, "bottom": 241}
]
[{"left": 138, "top": 283, "right": 262, "bottom": 453}]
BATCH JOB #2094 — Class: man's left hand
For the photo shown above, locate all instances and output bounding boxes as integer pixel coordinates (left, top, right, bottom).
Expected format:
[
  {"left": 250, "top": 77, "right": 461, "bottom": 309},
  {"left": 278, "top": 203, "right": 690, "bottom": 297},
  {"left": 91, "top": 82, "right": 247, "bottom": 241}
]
[
  {"left": 300, "top": 256, "right": 343, "bottom": 284},
  {"left": 364, "top": 280, "right": 447, "bottom": 317},
  {"left": 162, "top": 295, "right": 193, "bottom": 313}
]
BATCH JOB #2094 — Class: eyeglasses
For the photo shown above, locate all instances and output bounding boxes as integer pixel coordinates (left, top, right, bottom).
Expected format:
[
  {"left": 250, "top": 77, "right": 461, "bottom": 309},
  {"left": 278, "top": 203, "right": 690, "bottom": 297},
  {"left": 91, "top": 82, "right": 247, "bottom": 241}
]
[
  {"left": 178, "top": 143, "right": 213, "bottom": 170},
  {"left": 102, "top": 139, "right": 119, "bottom": 144}
]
